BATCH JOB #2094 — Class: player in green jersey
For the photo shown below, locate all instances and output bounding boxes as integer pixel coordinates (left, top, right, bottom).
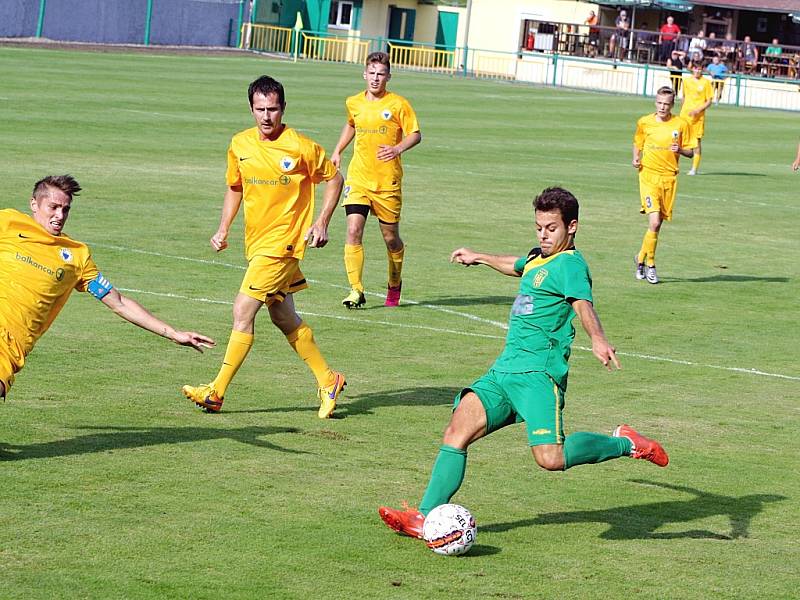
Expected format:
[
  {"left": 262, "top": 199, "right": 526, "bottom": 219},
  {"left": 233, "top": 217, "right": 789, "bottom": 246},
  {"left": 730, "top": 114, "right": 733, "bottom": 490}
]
[{"left": 378, "top": 187, "right": 669, "bottom": 539}]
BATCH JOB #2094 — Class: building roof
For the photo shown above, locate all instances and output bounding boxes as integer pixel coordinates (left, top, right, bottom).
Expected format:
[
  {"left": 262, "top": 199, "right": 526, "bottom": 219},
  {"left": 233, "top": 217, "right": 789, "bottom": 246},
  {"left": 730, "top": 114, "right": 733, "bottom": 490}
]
[{"left": 700, "top": 0, "right": 800, "bottom": 11}]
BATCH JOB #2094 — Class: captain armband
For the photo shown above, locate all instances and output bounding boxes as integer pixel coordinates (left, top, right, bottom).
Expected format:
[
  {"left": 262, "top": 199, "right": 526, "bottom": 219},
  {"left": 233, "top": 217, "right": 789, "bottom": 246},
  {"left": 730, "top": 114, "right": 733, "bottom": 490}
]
[{"left": 87, "top": 273, "right": 114, "bottom": 300}]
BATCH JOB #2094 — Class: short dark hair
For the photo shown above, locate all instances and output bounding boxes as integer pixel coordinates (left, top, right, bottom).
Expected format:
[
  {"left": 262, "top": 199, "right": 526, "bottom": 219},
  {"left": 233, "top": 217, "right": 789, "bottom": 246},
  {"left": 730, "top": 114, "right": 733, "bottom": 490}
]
[
  {"left": 248, "top": 75, "right": 285, "bottom": 109},
  {"left": 32, "top": 175, "right": 81, "bottom": 201},
  {"left": 534, "top": 187, "right": 579, "bottom": 225},
  {"left": 366, "top": 51, "right": 391, "bottom": 71}
]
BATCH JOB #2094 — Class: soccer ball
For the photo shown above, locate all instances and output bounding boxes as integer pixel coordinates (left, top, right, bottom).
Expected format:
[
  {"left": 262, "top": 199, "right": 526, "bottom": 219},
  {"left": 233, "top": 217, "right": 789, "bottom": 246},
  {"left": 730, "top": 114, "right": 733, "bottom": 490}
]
[{"left": 422, "top": 503, "right": 476, "bottom": 556}]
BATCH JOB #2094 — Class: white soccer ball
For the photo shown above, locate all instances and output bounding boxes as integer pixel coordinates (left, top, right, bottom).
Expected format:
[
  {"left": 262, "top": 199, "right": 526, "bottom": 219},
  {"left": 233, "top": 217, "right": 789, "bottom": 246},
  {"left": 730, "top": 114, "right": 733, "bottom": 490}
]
[{"left": 422, "top": 503, "right": 476, "bottom": 556}]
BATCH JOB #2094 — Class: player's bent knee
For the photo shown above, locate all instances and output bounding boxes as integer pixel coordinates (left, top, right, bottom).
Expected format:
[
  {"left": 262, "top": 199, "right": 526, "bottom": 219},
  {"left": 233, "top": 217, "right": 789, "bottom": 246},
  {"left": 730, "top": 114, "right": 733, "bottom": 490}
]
[{"left": 532, "top": 445, "right": 565, "bottom": 471}]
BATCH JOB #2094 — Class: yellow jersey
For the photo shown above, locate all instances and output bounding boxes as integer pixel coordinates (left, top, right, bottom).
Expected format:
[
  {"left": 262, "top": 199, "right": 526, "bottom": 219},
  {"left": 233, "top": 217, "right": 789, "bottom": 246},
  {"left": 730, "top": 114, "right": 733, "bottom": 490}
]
[
  {"left": 680, "top": 76, "right": 713, "bottom": 122},
  {"left": 345, "top": 91, "right": 420, "bottom": 192},
  {"left": 0, "top": 208, "right": 99, "bottom": 358},
  {"left": 226, "top": 126, "right": 338, "bottom": 261},
  {"left": 634, "top": 113, "right": 691, "bottom": 176}
]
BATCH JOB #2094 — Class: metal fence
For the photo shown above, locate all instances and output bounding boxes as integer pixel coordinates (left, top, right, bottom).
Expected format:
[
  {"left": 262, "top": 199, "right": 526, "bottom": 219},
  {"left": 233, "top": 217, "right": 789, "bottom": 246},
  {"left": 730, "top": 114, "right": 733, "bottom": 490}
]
[{"left": 241, "top": 24, "right": 800, "bottom": 113}]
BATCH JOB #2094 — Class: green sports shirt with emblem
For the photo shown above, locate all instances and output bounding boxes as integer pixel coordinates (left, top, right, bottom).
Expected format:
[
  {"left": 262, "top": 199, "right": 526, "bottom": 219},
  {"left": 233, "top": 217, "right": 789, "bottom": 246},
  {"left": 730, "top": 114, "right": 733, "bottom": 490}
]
[{"left": 491, "top": 248, "right": 593, "bottom": 390}]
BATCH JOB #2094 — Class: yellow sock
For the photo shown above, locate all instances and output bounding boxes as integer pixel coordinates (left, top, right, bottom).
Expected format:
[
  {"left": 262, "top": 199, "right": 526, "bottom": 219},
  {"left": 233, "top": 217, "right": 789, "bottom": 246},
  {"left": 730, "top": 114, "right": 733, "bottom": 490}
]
[
  {"left": 286, "top": 322, "right": 334, "bottom": 388},
  {"left": 692, "top": 152, "right": 701, "bottom": 172},
  {"left": 344, "top": 244, "right": 364, "bottom": 292},
  {"left": 211, "top": 330, "right": 253, "bottom": 397},
  {"left": 387, "top": 245, "right": 405, "bottom": 288},
  {"left": 643, "top": 230, "right": 659, "bottom": 266}
]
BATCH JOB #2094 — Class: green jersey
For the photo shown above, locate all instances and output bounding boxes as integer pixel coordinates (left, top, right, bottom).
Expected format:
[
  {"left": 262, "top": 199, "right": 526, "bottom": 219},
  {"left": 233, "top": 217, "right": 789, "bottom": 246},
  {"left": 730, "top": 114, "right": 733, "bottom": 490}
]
[{"left": 491, "top": 247, "right": 593, "bottom": 389}]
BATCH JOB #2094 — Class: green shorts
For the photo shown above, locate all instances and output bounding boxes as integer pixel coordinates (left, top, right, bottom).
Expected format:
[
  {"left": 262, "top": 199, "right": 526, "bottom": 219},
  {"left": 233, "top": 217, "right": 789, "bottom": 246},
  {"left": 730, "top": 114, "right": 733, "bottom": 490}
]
[{"left": 456, "top": 369, "right": 565, "bottom": 446}]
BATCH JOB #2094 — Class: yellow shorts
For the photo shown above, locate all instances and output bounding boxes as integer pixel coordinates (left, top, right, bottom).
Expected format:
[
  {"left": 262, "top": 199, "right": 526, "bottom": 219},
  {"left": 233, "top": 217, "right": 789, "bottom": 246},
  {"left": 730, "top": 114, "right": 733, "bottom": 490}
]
[
  {"left": 342, "top": 182, "right": 402, "bottom": 224},
  {"left": 240, "top": 256, "right": 308, "bottom": 305},
  {"left": 639, "top": 170, "right": 678, "bottom": 221},
  {"left": 684, "top": 116, "right": 705, "bottom": 149},
  {"left": 0, "top": 326, "right": 25, "bottom": 396}
]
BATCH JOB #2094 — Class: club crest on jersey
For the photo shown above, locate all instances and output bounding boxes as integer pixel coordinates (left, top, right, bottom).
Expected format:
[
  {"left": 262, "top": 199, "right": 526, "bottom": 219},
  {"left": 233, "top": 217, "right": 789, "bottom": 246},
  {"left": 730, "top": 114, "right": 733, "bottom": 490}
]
[
  {"left": 59, "top": 248, "right": 73, "bottom": 262},
  {"left": 381, "top": 109, "right": 392, "bottom": 120},
  {"left": 533, "top": 268, "right": 549, "bottom": 288},
  {"left": 279, "top": 156, "right": 297, "bottom": 171},
  {"left": 672, "top": 130, "right": 679, "bottom": 139}
]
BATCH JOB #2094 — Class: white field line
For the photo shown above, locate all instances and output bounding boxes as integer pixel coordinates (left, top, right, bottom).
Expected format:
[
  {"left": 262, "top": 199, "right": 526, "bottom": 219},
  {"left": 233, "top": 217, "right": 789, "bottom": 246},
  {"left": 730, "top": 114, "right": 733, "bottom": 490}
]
[
  {"left": 119, "top": 108, "right": 215, "bottom": 121},
  {"left": 93, "top": 242, "right": 799, "bottom": 382}
]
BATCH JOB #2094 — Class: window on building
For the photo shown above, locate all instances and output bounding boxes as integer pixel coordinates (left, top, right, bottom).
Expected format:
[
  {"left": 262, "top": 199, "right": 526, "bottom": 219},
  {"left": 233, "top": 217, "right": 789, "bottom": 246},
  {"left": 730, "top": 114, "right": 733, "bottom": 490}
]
[{"left": 329, "top": 1, "right": 354, "bottom": 29}]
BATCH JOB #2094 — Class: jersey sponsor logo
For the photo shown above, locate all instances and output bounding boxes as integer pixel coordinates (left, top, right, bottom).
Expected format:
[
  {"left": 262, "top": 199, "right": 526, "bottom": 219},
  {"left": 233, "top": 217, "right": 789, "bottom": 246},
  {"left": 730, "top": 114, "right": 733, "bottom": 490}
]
[
  {"left": 533, "top": 268, "right": 549, "bottom": 288},
  {"left": 356, "top": 126, "right": 389, "bottom": 135},
  {"left": 239, "top": 156, "right": 250, "bottom": 162},
  {"left": 14, "top": 252, "right": 59, "bottom": 279},
  {"left": 511, "top": 294, "right": 533, "bottom": 316},
  {"left": 279, "top": 156, "right": 297, "bottom": 171},
  {"left": 59, "top": 248, "right": 73, "bottom": 262},
  {"left": 532, "top": 428, "right": 552, "bottom": 435},
  {"left": 244, "top": 176, "right": 290, "bottom": 186},
  {"left": 381, "top": 109, "right": 392, "bottom": 120}
]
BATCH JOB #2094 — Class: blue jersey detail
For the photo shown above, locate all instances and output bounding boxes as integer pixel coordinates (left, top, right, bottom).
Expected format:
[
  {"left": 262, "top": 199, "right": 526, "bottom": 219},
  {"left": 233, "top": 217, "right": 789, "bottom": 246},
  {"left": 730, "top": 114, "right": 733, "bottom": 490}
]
[{"left": 87, "top": 273, "right": 113, "bottom": 300}]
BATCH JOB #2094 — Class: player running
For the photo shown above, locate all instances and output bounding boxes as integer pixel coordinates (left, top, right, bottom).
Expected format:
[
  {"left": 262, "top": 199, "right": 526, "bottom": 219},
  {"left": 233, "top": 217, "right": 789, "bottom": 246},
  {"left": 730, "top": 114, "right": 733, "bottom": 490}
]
[
  {"left": 0, "top": 175, "right": 214, "bottom": 400},
  {"left": 378, "top": 187, "right": 668, "bottom": 540},
  {"left": 680, "top": 63, "right": 714, "bottom": 175},
  {"left": 181, "top": 75, "right": 346, "bottom": 419},
  {"left": 633, "top": 86, "right": 692, "bottom": 284},
  {"left": 330, "top": 52, "right": 421, "bottom": 309}
]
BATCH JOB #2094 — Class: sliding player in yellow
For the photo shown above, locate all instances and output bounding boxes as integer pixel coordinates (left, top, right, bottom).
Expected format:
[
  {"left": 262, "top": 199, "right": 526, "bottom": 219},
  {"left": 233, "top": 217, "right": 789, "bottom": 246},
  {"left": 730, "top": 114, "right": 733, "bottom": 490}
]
[
  {"left": 680, "top": 63, "right": 713, "bottom": 175},
  {"left": 1, "top": 175, "right": 214, "bottom": 400},
  {"left": 633, "top": 86, "right": 693, "bottom": 284},
  {"left": 182, "top": 76, "right": 346, "bottom": 419},
  {"left": 331, "top": 52, "right": 422, "bottom": 308}
]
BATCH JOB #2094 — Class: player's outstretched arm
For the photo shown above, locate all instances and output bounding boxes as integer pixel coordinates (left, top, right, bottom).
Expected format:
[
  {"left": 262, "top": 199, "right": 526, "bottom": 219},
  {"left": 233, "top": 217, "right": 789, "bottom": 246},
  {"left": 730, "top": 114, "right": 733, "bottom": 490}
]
[
  {"left": 211, "top": 186, "right": 243, "bottom": 252},
  {"left": 306, "top": 171, "right": 344, "bottom": 248},
  {"left": 450, "top": 247, "right": 521, "bottom": 277},
  {"left": 331, "top": 123, "right": 356, "bottom": 169},
  {"left": 572, "top": 299, "right": 620, "bottom": 371},
  {"left": 100, "top": 289, "right": 216, "bottom": 352}
]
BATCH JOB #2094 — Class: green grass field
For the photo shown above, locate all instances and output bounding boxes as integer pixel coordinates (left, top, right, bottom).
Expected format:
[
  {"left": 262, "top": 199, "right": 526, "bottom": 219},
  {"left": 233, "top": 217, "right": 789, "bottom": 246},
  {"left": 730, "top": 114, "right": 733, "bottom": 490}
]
[{"left": 1, "top": 46, "right": 798, "bottom": 599}]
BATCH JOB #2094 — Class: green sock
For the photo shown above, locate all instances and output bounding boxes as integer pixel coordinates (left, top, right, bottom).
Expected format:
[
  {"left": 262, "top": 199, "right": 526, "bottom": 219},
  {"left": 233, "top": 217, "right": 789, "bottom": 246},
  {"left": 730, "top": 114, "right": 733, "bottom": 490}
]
[
  {"left": 419, "top": 445, "right": 467, "bottom": 516},
  {"left": 563, "top": 432, "right": 632, "bottom": 469}
]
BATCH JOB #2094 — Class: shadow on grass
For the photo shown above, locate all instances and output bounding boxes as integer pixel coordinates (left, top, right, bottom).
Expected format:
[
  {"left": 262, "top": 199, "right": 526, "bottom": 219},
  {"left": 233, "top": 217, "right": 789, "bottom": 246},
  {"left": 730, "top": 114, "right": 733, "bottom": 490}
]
[
  {"left": 227, "top": 386, "right": 458, "bottom": 419},
  {"left": 695, "top": 172, "right": 767, "bottom": 177},
  {"left": 482, "top": 481, "right": 786, "bottom": 540},
  {"left": 414, "top": 295, "right": 511, "bottom": 308},
  {"left": 0, "top": 425, "right": 305, "bottom": 461},
  {"left": 658, "top": 274, "right": 789, "bottom": 284}
]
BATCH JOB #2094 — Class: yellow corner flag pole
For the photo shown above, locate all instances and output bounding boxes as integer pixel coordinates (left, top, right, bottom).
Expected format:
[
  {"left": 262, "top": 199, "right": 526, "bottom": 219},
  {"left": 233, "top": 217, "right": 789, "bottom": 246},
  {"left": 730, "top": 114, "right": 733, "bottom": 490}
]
[{"left": 293, "top": 11, "right": 303, "bottom": 63}]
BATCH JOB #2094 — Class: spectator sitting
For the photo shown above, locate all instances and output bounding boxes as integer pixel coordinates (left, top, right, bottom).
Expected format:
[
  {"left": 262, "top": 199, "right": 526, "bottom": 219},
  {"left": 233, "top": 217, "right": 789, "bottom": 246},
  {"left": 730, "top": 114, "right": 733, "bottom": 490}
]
[
  {"left": 666, "top": 49, "right": 685, "bottom": 95},
  {"left": 706, "top": 55, "right": 728, "bottom": 103},
  {"left": 721, "top": 32, "right": 738, "bottom": 69},
  {"left": 740, "top": 35, "right": 759, "bottom": 73},
  {"left": 688, "top": 31, "right": 707, "bottom": 64},
  {"left": 764, "top": 38, "right": 783, "bottom": 77},
  {"left": 659, "top": 15, "right": 681, "bottom": 63}
]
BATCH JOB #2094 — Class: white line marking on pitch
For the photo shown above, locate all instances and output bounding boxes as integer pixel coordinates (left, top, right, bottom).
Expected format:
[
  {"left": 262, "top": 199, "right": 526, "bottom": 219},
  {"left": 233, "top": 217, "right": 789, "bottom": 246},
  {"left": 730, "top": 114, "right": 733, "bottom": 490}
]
[
  {"left": 93, "top": 243, "right": 799, "bottom": 382},
  {"left": 119, "top": 108, "right": 215, "bottom": 121}
]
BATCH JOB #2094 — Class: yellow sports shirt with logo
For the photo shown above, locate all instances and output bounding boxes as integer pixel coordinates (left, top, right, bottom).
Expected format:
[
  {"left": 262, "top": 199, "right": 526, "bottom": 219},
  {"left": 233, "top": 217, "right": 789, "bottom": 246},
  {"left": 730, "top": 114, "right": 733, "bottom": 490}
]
[
  {"left": 345, "top": 91, "right": 420, "bottom": 192},
  {"left": 680, "top": 76, "right": 713, "bottom": 123},
  {"left": 0, "top": 208, "right": 99, "bottom": 359},
  {"left": 634, "top": 114, "right": 691, "bottom": 176},
  {"left": 226, "top": 126, "right": 338, "bottom": 261}
]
